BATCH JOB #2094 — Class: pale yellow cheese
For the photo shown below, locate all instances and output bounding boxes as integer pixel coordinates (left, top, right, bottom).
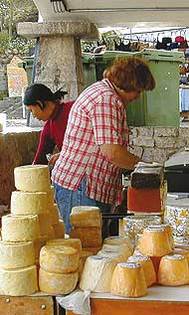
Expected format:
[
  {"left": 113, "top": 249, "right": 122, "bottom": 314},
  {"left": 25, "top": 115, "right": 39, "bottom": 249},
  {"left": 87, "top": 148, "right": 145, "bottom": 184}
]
[
  {"left": 78, "top": 250, "right": 93, "bottom": 276},
  {"left": 33, "top": 238, "right": 47, "bottom": 260},
  {"left": 0, "top": 265, "right": 38, "bottom": 296},
  {"left": 53, "top": 220, "right": 65, "bottom": 238},
  {"left": 83, "top": 247, "right": 102, "bottom": 255},
  {"left": 97, "top": 249, "right": 130, "bottom": 264},
  {"left": 102, "top": 243, "right": 133, "bottom": 257},
  {"left": 71, "top": 206, "right": 102, "bottom": 227},
  {"left": 127, "top": 255, "right": 156, "bottom": 287},
  {"left": 40, "top": 245, "right": 79, "bottom": 273},
  {"left": 39, "top": 268, "right": 78, "bottom": 295},
  {"left": 11, "top": 191, "right": 51, "bottom": 215},
  {"left": 0, "top": 241, "right": 35, "bottom": 269},
  {"left": 79, "top": 256, "right": 117, "bottom": 293},
  {"left": 111, "top": 262, "right": 147, "bottom": 297},
  {"left": 37, "top": 213, "right": 52, "bottom": 237},
  {"left": 138, "top": 226, "right": 172, "bottom": 257},
  {"left": 70, "top": 227, "right": 102, "bottom": 248},
  {"left": 46, "top": 238, "right": 82, "bottom": 255},
  {"left": 14, "top": 165, "right": 51, "bottom": 192},
  {"left": 158, "top": 254, "right": 189, "bottom": 286},
  {"left": 2, "top": 214, "right": 40, "bottom": 242}
]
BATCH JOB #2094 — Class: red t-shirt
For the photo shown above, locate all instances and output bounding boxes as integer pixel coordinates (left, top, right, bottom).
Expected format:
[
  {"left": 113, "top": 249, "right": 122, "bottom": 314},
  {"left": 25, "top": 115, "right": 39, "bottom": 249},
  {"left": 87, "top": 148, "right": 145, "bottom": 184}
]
[{"left": 33, "top": 100, "right": 74, "bottom": 164}]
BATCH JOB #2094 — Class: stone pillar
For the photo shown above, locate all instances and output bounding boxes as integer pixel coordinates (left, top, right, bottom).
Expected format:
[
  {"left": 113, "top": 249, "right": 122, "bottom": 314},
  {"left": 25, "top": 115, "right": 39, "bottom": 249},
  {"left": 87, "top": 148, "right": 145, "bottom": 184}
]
[{"left": 17, "top": 22, "right": 99, "bottom": 99}]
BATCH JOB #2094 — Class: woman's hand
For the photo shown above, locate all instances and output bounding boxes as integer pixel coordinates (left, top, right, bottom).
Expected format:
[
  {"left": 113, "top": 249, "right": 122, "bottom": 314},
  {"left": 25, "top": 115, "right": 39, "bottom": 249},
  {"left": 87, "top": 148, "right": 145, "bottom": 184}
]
[{"left": 49, "top": 153, "right": 60, "bottom": 165}]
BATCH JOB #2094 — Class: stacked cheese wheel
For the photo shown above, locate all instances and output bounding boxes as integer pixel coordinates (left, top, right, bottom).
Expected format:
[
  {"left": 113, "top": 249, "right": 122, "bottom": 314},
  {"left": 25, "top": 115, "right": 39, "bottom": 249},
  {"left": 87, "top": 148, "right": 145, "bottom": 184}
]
[
  {"left": 39, "top": 244, "right": 79, "bottom": 294},
  {"left": 70, "top": 206, "right": 102, "bottom": 254},
  {"left": 0, "top": 164, "right": 66, "bottom": 296}
]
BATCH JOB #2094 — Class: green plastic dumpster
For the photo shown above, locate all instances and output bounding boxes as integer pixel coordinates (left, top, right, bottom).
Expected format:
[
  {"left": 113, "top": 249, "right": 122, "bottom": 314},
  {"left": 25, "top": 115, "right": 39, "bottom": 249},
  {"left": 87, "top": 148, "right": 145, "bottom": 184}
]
[{"left": 82, "top": 49, "right": 184, "bottom": 127}]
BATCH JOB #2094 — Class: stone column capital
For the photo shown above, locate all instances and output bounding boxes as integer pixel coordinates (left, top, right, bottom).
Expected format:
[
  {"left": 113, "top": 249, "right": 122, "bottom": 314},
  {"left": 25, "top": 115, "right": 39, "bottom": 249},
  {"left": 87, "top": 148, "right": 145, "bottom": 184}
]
[{"left": 17, "top": 21, "right": 99, "bottom": 40}]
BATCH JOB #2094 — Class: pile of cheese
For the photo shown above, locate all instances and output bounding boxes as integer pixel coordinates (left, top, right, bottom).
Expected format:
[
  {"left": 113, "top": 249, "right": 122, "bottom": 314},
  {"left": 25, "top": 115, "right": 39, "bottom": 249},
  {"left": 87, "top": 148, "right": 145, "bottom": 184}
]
[
  {"left": 0, "top": 165, "right": 65, "bottom": 296},
  {"left": 70, "top": 206, "right": 103, "bottom": 255}
]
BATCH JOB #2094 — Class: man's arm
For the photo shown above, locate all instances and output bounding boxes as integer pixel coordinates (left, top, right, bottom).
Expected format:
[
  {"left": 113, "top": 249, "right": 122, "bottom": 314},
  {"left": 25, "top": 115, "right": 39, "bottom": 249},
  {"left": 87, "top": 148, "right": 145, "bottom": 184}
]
[{"left": 100, "top": 143, "right": 140, "bottom": 170}]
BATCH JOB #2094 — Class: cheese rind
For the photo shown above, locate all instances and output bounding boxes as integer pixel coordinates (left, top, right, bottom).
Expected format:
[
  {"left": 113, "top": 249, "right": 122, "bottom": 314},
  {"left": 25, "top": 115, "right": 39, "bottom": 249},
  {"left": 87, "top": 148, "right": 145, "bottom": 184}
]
[
  {"left": 53, "top": 220, "right": 65, "bottom": 238},
  {"left": 79, "top": 256, "right": 117, "bottom": 293},
  {"left": 1, "top": 214, "right": 40, "bottom": 242},
  {"left": 111, "top": 262, "right": 147, "bottom": 297},
  {"left": 0, "top": 265, "right": 38, "bottom": 296},
  {"left": 14, "top": 165, "right": 51, "bottom": 192},
  {"left": 11, "top": 191, "right": 51, "bottom": 215},
  {"left": 71, "top": 206, "right": 102, "bottom": 227},
  {"left": 70, "top": 227, "right": 102, "bottom": 248},
  {"left": 40, "top": 245, "right": 79, "bottom": 273},
  {"left": 49, "top": 204, "right": 59, "bottom": 225},
  {"left": 0, "top": 241, "right": 35, "bottom": 269},
  {"left": 46, "top": 238, "right": 82, "bottom": 255},
  {"left": 39, "top": 268, "right": 78, "bottom": 295},
  {"left": 104, "top": 236, "right": 133, "bottom": 252}
]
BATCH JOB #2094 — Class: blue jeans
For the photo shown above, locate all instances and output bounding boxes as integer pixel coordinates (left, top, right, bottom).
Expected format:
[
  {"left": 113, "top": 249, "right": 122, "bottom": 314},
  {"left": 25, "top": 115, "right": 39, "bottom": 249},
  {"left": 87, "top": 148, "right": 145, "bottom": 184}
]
[{"left": 53, "top": 178, "right": 111, "bottom": 233}]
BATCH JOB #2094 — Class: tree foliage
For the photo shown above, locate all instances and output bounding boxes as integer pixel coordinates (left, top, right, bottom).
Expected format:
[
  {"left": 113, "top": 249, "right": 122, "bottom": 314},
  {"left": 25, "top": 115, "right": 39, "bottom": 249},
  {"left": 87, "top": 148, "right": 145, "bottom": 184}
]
[{"left": 0, "top": 0, "right": 38, "bottom": 56}]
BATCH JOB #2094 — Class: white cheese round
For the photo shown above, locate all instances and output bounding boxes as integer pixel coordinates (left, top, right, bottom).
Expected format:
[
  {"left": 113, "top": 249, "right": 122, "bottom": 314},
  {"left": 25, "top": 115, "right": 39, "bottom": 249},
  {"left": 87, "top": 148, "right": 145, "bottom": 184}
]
[
  {"left": 40, "top": 245, "right": 79, "bottom": 273},
  {"left": 2, "top": 214, "right": 40, "bottom": 242},
  {"left": 11, "top": 191, "right": 51, "bottom": 215},
  {"left": 14, "top": 165, "right": 51, "bottom": 192},
  {"left": 39, "top": 268, "right": 78, "bottom": 295},
  {"left": 0, "top": 265, "right": 38, "bottom": 296},
  {"left": 0, "top": 241, "right": 35, "bottom": 269}
]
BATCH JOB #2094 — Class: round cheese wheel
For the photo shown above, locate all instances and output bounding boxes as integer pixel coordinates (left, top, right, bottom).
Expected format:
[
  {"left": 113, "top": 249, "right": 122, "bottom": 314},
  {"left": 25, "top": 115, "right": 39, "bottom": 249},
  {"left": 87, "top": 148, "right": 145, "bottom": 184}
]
[
  {"left": 104, "top": 236, "right": 133, "bottom": 252},
  {"left": 78, "top": 250, "right": 93, "bottom": 276},
  {"left": 46, "top": 238, "right": 82, "bottom": 255},
  {"left": 127, "top": 255, "right": 156, "bottom": 287},
  {"left": 111, "top": 262, "right": 147, "bottom": 297},
  {"left": 158, "top": 254, "right": 189, "bottom": 286},
  {"left": 14, "top": 165, "right": 51, "bottom": 192},
  {"left": 39, "top": 268, "right": 78, "bottom": 295},
  {"left": 49, "top": 204, "right": 59, "bottom": 225},
  {"left": 0, "top": 241, "right": 35, "bottom": 269},
  {"left": 71, "top": 206, "right": 102, "bottom": 227},
  {"left": 102, "top": 243, "right": 133, "bottom": 257},
  {"left": 79, "top": 255, "right": 117, "bottom": 293},
  {"left": 37, "top": 213, "right": 52, "bottom": 237},
  {"left": 11, "top": 191, "right": 51, "bottom": 215},
  {"left": 0, "top": 265, "right": 38, "bottom": 296},
  {"left": 70, "top": 227, "right": 102, "bottom": 248},
  {"left": 2, "top": 214, "right": 40, "bottom": 242},
  {"left": 40, "top": 245, "right": 79, "bottom": 273},
  {"left": 33, "top": 238, "right": 47, "bottom": 260}
]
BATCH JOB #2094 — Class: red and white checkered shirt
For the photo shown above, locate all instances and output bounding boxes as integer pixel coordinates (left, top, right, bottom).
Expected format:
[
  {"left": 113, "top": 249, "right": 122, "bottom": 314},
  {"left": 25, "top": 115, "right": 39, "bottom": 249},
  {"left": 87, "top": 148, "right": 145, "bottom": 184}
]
[{"left": 52, "top": 79, "right": 129, "bottom": 204}]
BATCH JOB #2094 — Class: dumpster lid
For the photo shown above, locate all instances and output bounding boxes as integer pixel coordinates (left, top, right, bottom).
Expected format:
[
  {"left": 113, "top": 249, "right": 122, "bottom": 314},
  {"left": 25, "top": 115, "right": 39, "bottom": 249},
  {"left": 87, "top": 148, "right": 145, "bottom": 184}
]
[{"left": 165, "top": 148, "right": 189, "bottom": 169}]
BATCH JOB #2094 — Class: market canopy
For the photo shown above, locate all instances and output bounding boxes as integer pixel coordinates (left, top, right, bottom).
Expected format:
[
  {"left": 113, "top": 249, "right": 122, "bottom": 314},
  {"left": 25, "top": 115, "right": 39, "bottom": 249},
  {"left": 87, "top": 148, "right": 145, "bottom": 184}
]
[{"left": 33, "top": 0, "right": 189, "bottom": 29}]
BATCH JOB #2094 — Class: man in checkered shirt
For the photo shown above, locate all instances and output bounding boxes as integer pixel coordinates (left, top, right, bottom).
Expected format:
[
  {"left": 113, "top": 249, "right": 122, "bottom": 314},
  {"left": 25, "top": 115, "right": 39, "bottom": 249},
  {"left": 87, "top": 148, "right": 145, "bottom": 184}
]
[{"left": 52, "top": 57, "right": 155, "bottom": 233}]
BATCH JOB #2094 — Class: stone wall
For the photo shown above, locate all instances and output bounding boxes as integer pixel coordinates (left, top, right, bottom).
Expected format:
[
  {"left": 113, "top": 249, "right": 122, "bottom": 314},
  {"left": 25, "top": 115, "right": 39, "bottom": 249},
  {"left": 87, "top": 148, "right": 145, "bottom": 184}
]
[
  {"left": 0, "top": 129, "right": 39, "bottom": 206},
  {"left": 128, "top": 126, "right": 189, "bottom": 163}
]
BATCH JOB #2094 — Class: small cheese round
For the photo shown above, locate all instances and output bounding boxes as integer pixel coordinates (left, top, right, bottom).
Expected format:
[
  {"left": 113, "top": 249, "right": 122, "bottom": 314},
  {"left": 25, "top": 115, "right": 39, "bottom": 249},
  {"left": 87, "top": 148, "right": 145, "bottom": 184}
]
[
  {"left": 111, "top": 262, "right": 147, "bottom": 297},
  {"left": 0, "top": 265, "right": 38, "bottom": 296},
  {"left": 39, "top": 268, "right": 78, "bottom": 295},
  {"left": 37, "top": 213, "right": 52, "bottom": 237},
  {"left": 127, "top": 255, "right": 156, "bottom": 287},
  {"left": 79, "top": 256, "right": 117, "bottom": 293},
  {"left": 0, "top": 241, "right": 35, "bottom": 269},
  {"left": 46, "top": 238, "right": 82, "bottom": 255},
  {"left": 70, "top": 227, "right": 102, "bottom": 248},
  {"left": 158, "top": 254, "right": 189, "bottom": 286},
  {"left": 71, "top": 206, "right": 102, "bottom": 227},
  {"left": 11, "top": 191, "right": 51, "bottom": 215},
  {"left": 2, "top": 214, "right": 40, "bottom": 242},
  {"left": 49, "top": 204, "right": 59, "bottom": 225},
  {"left": 40, "top": 245, "right": 79, "bottom": 273},
  {"left": 14, "top": 165, "right": 51, "bottom": 192},
  {"left": 104, "top": 236, "right": 133, "bottom": 252}
]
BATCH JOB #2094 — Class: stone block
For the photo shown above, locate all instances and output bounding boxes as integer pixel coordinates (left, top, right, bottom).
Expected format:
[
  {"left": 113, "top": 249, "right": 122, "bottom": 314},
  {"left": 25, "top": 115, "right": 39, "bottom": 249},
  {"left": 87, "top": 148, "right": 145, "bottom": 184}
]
[
  {"left": 154, "top": 127, "right": 179, "bottom": 137},
  {"left": 155, "top": 137, "right": 186, "bottom": 149},
  {"left": 137, "top": 127, "right": 154, "bottom": 137},
  {"left": 128, "top": 145, "right": 143, "bottom": 158},
  {"left": 131, "top": 136, "right": 154, "bottom": 147}
]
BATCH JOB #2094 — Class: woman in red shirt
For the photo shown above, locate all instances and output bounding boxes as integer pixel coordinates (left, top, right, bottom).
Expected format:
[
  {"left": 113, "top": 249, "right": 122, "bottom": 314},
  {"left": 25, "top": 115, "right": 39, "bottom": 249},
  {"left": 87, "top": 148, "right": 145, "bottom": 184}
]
[{"left": 24, "top": 83, "right": 74, "bottom": 165}]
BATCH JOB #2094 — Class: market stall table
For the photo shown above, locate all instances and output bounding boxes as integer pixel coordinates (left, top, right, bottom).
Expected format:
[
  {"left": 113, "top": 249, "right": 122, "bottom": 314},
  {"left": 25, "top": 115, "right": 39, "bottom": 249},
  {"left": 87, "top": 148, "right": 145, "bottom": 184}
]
[{"left": 66, "top": 286, "right": 189, "bottom": 315}]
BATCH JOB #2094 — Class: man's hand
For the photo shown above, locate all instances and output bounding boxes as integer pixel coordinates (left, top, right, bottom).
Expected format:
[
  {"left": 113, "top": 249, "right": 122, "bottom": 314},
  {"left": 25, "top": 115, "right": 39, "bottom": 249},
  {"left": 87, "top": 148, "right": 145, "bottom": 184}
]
[{"left": 49, "top": 153, "right": 60, "bottom": 165}]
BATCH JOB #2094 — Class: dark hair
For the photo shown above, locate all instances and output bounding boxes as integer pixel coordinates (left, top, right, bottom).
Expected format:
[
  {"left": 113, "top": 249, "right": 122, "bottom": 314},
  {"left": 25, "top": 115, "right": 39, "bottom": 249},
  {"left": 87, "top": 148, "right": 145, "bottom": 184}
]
[
  {"left": 24, "top": 83, "right": 67, "bottom": 109},
  {"left": 105, "top": 57, "right": 155, "bottom": 92}
]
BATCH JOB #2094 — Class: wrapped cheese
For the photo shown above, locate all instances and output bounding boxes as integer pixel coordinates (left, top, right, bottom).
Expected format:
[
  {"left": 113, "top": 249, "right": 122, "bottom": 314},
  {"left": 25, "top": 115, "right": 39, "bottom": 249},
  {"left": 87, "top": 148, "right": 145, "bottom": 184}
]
[
  {"left": 158, "top": 254, "right": 189, "bottom": 286},
  {"left": 127, "top": 255, "right": 156, "bottom": 287},
  {"left": 79, "top": 256, "right": 117, "bottom": 292},
  {"left": 111, "top": 262, "right": 147, "bottom": 297}
]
